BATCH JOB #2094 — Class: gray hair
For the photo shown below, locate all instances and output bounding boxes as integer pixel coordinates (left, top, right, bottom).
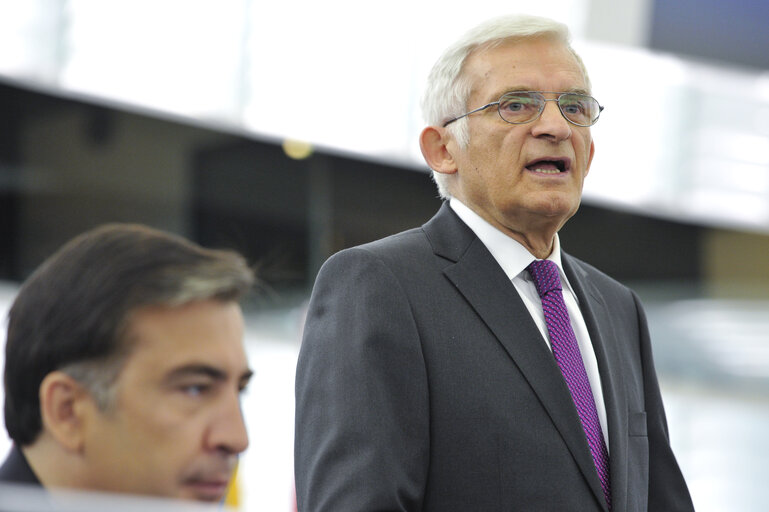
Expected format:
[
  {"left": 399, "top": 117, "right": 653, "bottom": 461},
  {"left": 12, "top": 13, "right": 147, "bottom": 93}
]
[{"left": 420, "top": 14, "right": 591, "bottom": 199}]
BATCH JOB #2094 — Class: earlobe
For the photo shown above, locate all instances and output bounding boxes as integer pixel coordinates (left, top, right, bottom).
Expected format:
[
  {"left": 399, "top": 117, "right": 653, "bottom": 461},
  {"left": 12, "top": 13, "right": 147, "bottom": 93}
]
[
  {"left": 419, "top": 126, "right": 458, "bottom": 175},
  {"left": 39, "top": 372, "right": 90, "bottom": 453}
]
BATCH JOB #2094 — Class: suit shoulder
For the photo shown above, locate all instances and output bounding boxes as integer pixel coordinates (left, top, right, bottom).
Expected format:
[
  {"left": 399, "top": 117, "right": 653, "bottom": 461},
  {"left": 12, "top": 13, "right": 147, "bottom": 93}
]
[
  {"left": 324, "top": 227, "right": 431, "bottom": 268},
  {"left": 359, "top": 227, "right": 429, "bottom": 255}
]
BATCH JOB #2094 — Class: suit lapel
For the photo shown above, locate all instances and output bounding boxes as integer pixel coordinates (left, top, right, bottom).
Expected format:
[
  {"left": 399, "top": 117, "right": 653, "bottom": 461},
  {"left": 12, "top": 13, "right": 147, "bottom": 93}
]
[
  {"left": 423, "top": 205, "right": 610, "bottom": 510},
  {"left": 563, "top": 255, "right": 629, "bottom": 512}
]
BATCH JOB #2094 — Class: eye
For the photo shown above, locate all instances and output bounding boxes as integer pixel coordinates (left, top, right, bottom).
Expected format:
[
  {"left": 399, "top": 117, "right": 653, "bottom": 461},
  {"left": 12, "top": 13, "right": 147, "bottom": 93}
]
[
  {"left": 501, "top": 100, "right": 526, "bottom": 112},
  {"left": 561, "top": 100, "right": 585, "bottom": 115},
  {"left": 180, "top": 382, "right": 211, "bottom": 396},
  {"left": 559, "top": 95, "right": 597, "bottom": 123},
  {"left": 498, "top": 93, "right": 542, "bottom": 121},
  {"left": 500, "top": 95, "right": 537, "bottom": 111}
]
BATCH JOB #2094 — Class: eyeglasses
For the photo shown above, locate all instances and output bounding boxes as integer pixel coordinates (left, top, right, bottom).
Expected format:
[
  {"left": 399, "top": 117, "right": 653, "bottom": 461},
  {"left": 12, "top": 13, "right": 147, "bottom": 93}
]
[{"left": 442, "top": 91, "right": 604, "bottom": 127}]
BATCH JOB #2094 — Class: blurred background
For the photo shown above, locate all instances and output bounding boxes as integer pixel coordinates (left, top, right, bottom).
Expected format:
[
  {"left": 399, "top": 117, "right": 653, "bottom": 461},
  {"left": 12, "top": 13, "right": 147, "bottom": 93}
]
[{"left": 1, "top": 0, "right": 769, "bottom": 510}]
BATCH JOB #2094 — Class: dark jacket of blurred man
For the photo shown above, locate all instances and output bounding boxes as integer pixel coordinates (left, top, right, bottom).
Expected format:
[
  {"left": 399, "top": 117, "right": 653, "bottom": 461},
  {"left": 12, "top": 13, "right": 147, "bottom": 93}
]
[
  {"left": 0, "top": 223, "right": 254, "bottom": 503},
  {"left": 294, "top": 14, "right": 695, "bottom": 512}
]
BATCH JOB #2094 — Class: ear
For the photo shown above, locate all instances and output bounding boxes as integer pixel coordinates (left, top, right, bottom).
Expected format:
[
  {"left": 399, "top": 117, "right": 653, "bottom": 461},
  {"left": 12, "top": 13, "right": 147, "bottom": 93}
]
[
  {"left": 584, "top": 139, "right": 595, "bottom": 177},
  {"left": 39, "top": 371, "right": 92, "bottom": 453},
  {"left": 419, "top": 126, "right": 458, "bottom": 175}
]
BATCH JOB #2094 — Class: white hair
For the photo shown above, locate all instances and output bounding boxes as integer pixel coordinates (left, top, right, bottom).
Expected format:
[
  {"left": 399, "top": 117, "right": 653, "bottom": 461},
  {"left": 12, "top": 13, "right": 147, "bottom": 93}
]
[{"left": 421, "top": 14, "right": 591, "bottom": 199}]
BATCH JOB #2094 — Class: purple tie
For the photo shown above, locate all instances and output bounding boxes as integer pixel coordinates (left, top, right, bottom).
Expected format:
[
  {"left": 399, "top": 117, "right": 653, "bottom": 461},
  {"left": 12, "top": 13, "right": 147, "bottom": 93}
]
[{"left": 527, "top": 259, "right": 612, "bottom": 510}]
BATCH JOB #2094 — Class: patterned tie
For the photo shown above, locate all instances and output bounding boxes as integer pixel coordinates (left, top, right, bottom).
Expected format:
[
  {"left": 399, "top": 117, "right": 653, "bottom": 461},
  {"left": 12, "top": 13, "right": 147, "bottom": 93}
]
[{"left": 527, "top": 259, "right": 612, "bottom": 510}]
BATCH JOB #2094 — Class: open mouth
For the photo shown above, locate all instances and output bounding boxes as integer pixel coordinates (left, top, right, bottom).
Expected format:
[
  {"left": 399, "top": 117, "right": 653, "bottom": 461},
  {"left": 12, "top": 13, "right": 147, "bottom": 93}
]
[{"left": 525, "top": 158, "right": 569, "bottom": 174}]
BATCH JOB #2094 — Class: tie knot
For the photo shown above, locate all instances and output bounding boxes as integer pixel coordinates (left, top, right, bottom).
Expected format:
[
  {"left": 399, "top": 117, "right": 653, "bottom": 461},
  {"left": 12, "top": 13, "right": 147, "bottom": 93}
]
[{"left": 527, "top": 259, "right": 562, "bottom": 298}]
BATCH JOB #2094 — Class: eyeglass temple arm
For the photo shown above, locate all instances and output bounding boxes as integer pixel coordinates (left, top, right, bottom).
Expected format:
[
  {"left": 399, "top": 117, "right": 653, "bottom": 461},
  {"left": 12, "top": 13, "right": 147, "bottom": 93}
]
[{"left": 442, "top": 102, "right": 500, "bottom": 127}]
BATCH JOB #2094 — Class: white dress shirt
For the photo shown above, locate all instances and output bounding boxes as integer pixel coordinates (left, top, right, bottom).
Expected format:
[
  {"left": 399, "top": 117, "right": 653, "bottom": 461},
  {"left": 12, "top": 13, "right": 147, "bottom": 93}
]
[{"left": 450, "top": 198, "right": 610, "bottom": 448}]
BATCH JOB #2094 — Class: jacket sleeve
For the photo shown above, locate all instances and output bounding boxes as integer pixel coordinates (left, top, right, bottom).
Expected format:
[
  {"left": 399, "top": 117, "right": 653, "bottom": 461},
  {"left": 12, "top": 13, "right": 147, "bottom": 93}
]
[
  {"left": 294, "top": 248, "right": 430, "bottom": 512},
  {"left": 634, "top": 291, "right": 695, "bottom": 511}
]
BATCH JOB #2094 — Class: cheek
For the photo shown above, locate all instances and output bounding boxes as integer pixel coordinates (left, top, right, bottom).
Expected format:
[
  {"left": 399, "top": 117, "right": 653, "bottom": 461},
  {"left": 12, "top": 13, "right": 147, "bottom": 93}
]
[
  {"left": 577, "top": 134, "right": 594, "bottom": 167},
  {"left": 127, "top": 422, "right": 205, "bottom": 483},
  {"left": 114, "top": 391, "right": 194, "bottom": 448}
]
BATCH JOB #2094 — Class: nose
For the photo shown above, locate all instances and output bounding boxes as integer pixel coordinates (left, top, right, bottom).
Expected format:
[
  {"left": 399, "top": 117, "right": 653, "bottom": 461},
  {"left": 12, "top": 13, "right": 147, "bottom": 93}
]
[
  {"left": 207, "top": 392, "right": 249, "bottom": 455},
  {"left": 530, "top": 98, "right": 572, "bottom": 141}
]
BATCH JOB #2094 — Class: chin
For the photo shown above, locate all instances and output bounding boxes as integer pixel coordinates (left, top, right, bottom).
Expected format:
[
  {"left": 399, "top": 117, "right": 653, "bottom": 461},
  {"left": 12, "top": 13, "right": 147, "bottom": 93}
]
[{"left": 531, "top": 197, "right": 580, "bottom": 220}]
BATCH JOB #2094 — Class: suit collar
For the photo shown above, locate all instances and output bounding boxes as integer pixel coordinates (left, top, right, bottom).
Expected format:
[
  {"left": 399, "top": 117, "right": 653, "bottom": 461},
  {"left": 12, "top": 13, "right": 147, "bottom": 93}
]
[
  {"left": 448, "top": 198, "right": 572, "bottom": 288},
  {"left": 564, "top": 255, "right": 630, "bottom": 511},
  {"left": 422, "top": 202, "right": 476, "bottom": 263},
  {"left": 426, "top": 202, "right": 578, "bottom": 298},
  {"left": 425, "top": 204, "right": 612, "bottom": 511},
  {"left": 0, "top": 445, "right": 42, "bottom": 486}
]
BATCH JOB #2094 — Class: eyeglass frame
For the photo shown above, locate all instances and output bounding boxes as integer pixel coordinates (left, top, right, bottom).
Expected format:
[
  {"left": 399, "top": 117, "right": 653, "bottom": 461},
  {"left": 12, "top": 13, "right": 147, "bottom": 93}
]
[{"left": 442, "top": 91, "right": 604, "bottom": 128}]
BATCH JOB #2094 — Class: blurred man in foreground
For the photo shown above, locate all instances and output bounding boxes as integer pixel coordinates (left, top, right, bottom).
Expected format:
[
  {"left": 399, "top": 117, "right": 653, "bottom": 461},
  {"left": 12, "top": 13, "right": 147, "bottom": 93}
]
[
  {"left": 295, "top": 14, "right": 694, "bottom": 511},
  {"left": 0, "top": 223, "right": 254, "bottom": 503}
]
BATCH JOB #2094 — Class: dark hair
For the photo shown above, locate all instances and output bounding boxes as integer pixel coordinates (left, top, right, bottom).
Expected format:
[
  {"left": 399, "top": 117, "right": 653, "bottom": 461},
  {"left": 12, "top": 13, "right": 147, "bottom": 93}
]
[{"left": 4, "top": 223, "right": 254, "bottom": 445}]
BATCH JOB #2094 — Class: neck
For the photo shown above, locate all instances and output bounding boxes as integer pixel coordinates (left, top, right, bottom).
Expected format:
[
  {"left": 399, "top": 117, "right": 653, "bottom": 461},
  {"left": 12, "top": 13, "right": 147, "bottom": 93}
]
[
  {"left": 22, "top": 437, "right": 88, "bottom": 491},
  {"left": 509, "top": 231, "right": 556, "bottom": 260},
  {"left": 487, "top": 213, "right": 560, "bottom": 259},
  {"left": 448, "top": 196, "right": 564, "bottom": 259}
]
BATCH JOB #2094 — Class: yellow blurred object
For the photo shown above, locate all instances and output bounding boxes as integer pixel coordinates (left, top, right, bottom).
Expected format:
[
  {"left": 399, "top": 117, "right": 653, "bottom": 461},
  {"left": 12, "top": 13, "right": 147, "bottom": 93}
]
[
  {"left": 224, "top": 462, "right": 240, "bottom": 508},
  {"left": 282, "top": 139, "right": 314, "bottom": 160}
]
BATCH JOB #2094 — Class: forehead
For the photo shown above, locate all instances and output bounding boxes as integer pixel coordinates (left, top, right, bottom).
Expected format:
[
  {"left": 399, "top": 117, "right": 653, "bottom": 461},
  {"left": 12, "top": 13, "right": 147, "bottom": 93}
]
[
  {"left": 119, "top": 300, "right": 248, "bottom": 378},
  {"left": 463, "top": 37, "right": 588, "bottom": 100}
]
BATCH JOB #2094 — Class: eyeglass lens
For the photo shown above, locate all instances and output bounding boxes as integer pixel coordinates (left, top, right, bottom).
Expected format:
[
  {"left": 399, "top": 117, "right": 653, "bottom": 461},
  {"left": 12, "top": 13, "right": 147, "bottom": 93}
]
[{"left": 498, "top": 92, "right": 600, "bottom": 126}]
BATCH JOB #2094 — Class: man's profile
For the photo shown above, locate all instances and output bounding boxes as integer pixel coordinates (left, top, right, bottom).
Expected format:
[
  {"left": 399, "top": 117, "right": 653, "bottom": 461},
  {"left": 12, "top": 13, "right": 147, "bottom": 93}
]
[{"left": 0, "top": 223, "right": 254, "bottom": 504}]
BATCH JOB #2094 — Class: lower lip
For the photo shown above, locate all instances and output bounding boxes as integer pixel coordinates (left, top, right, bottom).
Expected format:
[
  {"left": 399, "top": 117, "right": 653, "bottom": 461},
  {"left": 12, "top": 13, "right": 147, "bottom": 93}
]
[
  {"left": 527, "top": 169, "right": 568, "bottom": 176},
  {"left": 185, "top": 481, "right": 230, "bottom": 501}
]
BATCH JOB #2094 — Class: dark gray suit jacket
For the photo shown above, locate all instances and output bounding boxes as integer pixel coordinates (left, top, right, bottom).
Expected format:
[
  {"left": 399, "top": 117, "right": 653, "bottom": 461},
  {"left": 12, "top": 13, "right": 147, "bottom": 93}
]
[
  {"left": 0, "top": 445, "right": 41, "bottom": 486},
  {"left": 295, "top": 203, "right": 694, "bottom": 511}
]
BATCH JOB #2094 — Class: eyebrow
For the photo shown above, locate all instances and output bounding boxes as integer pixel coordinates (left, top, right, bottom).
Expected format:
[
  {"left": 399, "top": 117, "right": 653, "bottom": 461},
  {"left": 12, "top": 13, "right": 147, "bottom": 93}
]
[
  {"left": 487, "top": 87, "right": 591, "bottom": 101},
  {"left": 165, "top": 364, "right": 254, "bottom": 385}
]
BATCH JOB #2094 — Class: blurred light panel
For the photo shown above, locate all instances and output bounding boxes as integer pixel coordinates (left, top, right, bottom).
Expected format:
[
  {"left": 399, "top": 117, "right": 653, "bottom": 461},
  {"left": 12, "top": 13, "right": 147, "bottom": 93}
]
[
  {"left": 582, "top": 45, "right": 683, "bottom": 208},
  {"left": 3, "top": 0, "right": 769, "bottom": 232},
  {"left": 62, "top": 0, "right": 249, "bottom": 120}
]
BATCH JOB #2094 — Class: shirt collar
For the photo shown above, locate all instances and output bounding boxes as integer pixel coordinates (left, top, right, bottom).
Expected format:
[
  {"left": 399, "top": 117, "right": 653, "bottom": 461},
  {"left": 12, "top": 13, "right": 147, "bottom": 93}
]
[{"left": 449, "top": 198, "right": 577, "bottom": 297}]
